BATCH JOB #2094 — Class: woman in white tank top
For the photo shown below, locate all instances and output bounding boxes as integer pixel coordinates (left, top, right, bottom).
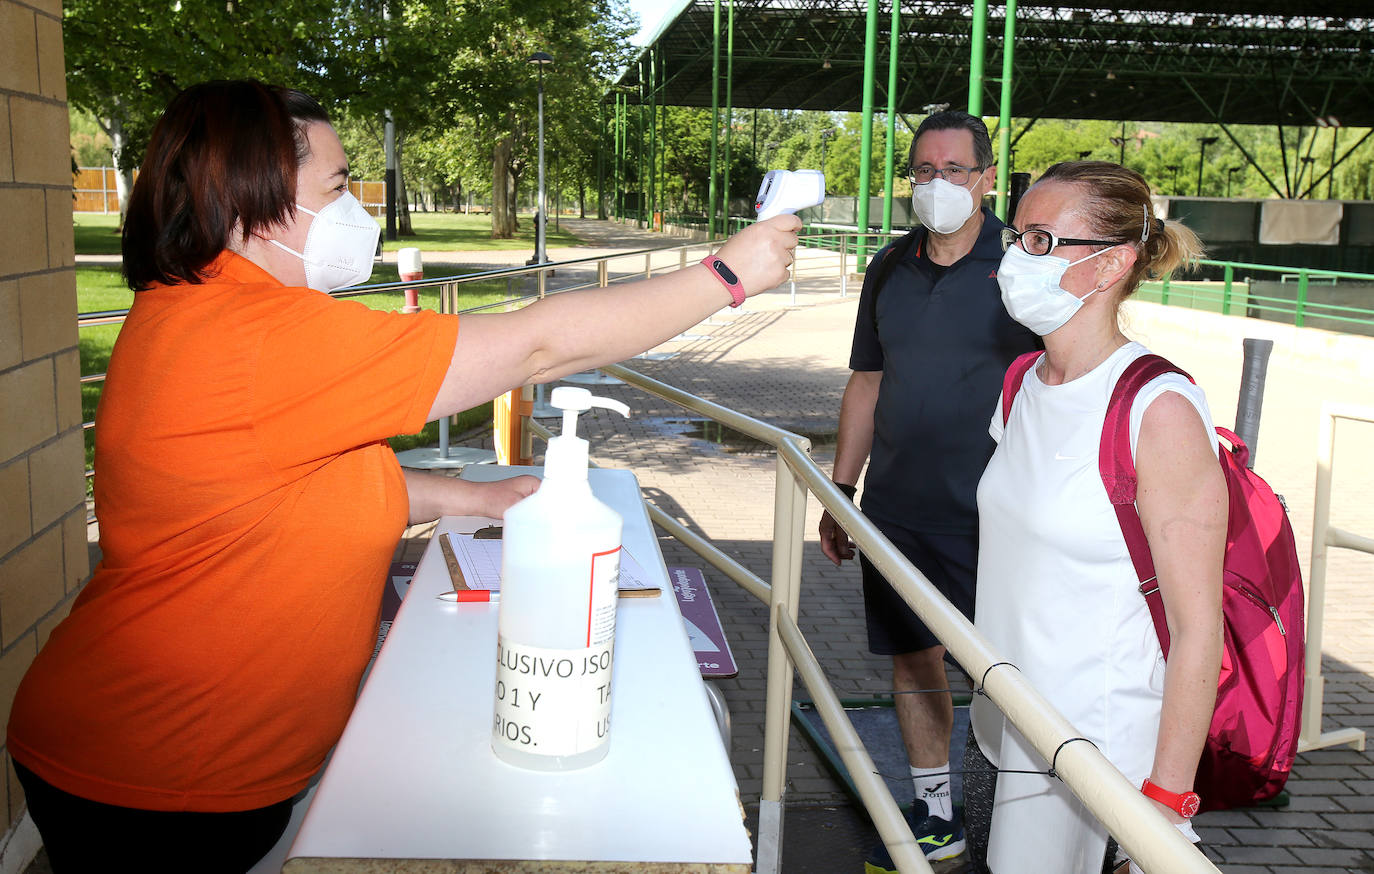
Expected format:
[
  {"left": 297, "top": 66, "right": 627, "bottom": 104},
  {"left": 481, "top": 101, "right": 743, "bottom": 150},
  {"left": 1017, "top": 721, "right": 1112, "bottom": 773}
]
[{"left": 965, "top": 162, "right": 1225, "bottom": 874}]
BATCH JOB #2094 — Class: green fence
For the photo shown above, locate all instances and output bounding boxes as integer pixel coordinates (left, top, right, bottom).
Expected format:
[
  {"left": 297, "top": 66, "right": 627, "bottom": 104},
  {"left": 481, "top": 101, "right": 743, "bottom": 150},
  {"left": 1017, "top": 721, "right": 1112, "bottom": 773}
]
[{"left": 1139, "top": 260, "right": 1374, "bottom": 336}]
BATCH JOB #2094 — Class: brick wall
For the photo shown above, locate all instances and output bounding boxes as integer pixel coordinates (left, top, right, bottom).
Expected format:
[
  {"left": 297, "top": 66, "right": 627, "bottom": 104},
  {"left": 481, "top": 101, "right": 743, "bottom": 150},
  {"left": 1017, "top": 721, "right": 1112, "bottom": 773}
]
[{"left": 0, "top": 0, "right": 88, "bottom": 836}]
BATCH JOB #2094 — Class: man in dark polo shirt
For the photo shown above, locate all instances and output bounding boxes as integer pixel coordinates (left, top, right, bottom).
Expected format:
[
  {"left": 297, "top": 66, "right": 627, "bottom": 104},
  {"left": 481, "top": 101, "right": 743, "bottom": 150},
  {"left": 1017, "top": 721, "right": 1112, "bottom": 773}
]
[{"left": 818, "top": 111, "right": 1039, "bottom": 871}]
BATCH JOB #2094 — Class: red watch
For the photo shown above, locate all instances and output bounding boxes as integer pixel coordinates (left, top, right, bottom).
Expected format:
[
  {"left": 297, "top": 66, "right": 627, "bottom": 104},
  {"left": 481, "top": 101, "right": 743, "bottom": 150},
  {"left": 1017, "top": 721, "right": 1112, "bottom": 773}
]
[{"left": 1141, "top": 778, "right": 1201, "bottom": 817}]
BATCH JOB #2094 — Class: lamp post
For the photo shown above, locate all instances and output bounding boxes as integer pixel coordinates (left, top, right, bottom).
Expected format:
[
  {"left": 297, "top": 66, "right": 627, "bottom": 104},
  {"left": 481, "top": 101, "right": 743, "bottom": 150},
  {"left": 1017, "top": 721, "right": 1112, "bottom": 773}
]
[
  {"left": 820, "top": 129, "right": 836, "bottom": 181},
  {"left": 764, "top": 141, "right": 780, "bottom": 168},
  {"left": 1226, "top": 166, "right": 1243, "bottom": 198},
  {"left": 528, "top": 52, "right": 553, "bottom": 265},
  {"left": 1109, "top": 136, "right": 1126, "bottom": 163},
  {"left": 1165, "top": 164, "right": 1180, "bottom": 194},
  {"left": 527, "top": 51, "right": 557, "bottom": 418},
  {"left": 551, "top": 150, "right": 560, "bottom": 231},
  {"left": 1196, "top": 136, "right": 1219, "bottom": 196}
]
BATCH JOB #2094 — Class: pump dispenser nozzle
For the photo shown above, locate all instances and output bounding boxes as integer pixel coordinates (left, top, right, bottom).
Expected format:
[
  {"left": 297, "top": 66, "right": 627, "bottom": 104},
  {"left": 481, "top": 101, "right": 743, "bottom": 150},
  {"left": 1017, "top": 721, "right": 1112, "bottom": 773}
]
[{"left": 545, "top": 387, "right": 631, "bottom": 480}]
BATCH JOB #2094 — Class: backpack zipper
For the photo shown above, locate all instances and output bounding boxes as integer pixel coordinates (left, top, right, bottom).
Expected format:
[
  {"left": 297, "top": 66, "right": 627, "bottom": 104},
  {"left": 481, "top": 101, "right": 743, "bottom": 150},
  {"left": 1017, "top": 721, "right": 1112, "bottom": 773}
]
[
  {"left": 1234, "top": 582, "right": 1286, "bottom": 636},
  {"left": 1143, "top": 580, "right": 1285, "bottom": 636}
]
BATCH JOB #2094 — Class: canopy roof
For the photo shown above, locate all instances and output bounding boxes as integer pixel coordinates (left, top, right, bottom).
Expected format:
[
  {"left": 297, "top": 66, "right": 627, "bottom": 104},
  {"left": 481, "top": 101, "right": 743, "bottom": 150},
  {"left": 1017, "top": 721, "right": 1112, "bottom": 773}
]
[{"left": 616, "top": 1, "right": 1374, "bottom": 128}]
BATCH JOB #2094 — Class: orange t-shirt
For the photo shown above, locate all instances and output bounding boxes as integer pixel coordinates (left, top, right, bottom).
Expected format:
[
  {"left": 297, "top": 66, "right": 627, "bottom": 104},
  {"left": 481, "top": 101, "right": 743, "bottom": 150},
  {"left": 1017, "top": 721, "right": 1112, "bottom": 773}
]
[{"left": 8, "top": 252, "right": 459, "bottom": 812}]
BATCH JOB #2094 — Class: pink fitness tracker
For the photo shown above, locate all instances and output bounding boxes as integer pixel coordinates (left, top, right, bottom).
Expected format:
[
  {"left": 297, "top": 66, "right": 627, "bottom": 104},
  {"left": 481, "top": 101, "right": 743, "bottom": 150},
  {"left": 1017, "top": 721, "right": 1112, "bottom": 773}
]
[{"left": 701, "top": 255, "right": 746, "bottom": 308}]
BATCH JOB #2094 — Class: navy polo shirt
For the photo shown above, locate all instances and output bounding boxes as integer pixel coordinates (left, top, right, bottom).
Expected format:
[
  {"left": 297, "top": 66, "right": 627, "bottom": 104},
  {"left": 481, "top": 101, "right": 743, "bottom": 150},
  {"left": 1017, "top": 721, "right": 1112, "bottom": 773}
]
[{"left": 850, "top": 207, "right": 1040, "bottom": 533}]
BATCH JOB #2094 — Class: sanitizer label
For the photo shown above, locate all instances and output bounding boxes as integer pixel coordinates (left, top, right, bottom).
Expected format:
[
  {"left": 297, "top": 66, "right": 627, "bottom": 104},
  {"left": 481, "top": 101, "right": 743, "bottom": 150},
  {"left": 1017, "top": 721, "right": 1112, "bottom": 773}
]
[
  {"left": 492, "top": 637, "right": 614, "bottom": 758},
  {"left": 586, "top": 547, "right": 620, "bottom": 647}
]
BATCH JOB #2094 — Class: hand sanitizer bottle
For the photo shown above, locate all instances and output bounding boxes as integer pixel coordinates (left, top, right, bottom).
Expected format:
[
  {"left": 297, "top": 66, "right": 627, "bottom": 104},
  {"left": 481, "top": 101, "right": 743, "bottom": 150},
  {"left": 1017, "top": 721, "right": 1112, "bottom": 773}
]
[{"left": 492, "top": 386, "right": 631, "bottom": 770}]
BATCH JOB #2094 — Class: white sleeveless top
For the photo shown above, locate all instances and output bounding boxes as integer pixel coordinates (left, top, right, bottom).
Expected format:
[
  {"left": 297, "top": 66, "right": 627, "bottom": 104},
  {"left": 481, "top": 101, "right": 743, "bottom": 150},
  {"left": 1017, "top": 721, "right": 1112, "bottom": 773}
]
[{"left": 971, "top": 342, "right": 1217, "bottom": 874}]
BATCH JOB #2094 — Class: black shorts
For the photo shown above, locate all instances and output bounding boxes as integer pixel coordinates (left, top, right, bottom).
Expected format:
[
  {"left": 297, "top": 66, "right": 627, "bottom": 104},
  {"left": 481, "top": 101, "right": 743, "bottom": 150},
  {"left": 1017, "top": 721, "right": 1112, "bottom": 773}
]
[{"left": 859, "top": 523, "right": 977, "bottom": 656}]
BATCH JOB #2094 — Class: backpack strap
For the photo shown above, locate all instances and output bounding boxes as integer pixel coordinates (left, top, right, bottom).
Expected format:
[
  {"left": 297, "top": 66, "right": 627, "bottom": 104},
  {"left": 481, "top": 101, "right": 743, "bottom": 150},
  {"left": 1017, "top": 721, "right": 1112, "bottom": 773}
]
[
  {"left": 867, "top": 229, "right": 925, "bottom": 336},
  {"left": 1000, "top": 351, "right": 1045, "bottom": 427},
  {"left": 1099, "top": 353, "right": 1195, "bottom": 659}
]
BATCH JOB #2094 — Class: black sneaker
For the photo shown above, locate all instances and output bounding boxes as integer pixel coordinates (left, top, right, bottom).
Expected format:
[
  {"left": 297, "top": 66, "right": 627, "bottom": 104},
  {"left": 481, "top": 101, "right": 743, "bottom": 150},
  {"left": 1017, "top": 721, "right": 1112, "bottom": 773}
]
[{"left": 863, "top": 799, "right": 966, "bottom": 872}]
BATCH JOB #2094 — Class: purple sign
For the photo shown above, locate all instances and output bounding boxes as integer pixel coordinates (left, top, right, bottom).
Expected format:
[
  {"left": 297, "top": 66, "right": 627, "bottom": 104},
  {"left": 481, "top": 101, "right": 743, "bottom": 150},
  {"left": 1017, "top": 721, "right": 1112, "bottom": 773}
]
[{"left": 669, "top": 566, "right": 738, "bottom": 678}]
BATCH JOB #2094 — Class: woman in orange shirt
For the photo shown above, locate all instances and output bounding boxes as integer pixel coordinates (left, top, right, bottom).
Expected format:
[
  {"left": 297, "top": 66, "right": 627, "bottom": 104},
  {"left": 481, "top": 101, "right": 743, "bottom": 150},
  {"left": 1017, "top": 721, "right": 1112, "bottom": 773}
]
[{"left": 8, "top": 80, "right": 798, "bottom": 873}]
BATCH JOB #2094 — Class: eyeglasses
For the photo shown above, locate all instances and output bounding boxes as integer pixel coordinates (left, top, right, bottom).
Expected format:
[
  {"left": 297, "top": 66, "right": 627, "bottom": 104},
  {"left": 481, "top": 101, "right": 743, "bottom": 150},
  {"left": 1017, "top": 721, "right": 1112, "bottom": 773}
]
[
  {"left": 1000, "top": 226, "right": 1122, "bottom": 257},
  {"left": 907, "top": 164, "right": 982, "bottom": 186}
]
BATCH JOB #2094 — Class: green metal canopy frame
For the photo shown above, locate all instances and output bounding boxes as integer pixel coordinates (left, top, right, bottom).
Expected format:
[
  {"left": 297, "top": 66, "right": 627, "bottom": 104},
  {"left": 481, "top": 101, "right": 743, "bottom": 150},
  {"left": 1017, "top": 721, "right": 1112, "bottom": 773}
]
[{"left": 608, "top": 0, "right": 1373, "bottom": 235}]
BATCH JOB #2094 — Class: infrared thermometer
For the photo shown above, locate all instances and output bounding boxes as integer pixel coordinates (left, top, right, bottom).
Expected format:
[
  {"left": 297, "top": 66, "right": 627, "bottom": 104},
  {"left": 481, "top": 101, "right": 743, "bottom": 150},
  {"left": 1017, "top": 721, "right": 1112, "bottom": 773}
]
[{"left": 755, "top": 169, "right": 825, "bottom": 220}]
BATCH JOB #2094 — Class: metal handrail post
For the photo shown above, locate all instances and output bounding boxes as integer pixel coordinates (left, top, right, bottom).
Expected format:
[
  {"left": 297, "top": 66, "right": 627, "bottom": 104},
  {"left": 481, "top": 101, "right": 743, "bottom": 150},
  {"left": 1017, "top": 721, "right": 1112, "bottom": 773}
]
[
  {"left": 840, "top": 233, "right": 849, "bottom": 297},
  {"left": 645, "top": 252, "right": 652, "bottom": 279},
  {"left": 1300, "top": 403, "right": 1371, "bottom": 752},
  {"left": 1296, "top": 270, "right": 1309, "bottom": 327},
  {"left": 680, "top": 247, "right": 688, "bottom": 271},
  {"left": 520, "top": 383, "right": 534, "bottom": 464},
  {"left": 598, "top": 260, "right": 608, "bottom": 288},
  {"left": 776, "top": 611, "right": 932, "bottom": 873},
  {"left": 1222, "top": 264, "right": 1234, "bottom": 315},
  {"left": 756, "top": 451, "right": 809, "bottom": 874}
]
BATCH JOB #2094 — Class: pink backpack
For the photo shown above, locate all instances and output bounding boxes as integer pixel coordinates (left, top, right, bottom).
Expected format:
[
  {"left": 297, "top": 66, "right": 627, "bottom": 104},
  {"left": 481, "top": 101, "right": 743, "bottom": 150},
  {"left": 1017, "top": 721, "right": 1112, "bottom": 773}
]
[{"left": 1001, "top": 351, "right": 1305, "bottom": 812}]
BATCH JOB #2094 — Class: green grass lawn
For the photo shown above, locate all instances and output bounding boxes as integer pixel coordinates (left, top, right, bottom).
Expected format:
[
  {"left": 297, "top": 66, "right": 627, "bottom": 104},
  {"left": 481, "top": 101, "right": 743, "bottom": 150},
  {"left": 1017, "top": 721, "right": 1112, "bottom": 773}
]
[
  {"left": 73, "top": 213, "right": 123, "bottom": 255},
  {"left": 74, "top": 227, "right": 538, "bottom": 475}
]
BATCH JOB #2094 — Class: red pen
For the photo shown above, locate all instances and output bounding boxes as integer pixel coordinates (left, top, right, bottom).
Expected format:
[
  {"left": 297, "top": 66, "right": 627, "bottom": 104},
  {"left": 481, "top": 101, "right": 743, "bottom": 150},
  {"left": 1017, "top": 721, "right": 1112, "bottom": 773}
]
[{"left": 437, "top": 590, "right": 499, "bottom": 603}]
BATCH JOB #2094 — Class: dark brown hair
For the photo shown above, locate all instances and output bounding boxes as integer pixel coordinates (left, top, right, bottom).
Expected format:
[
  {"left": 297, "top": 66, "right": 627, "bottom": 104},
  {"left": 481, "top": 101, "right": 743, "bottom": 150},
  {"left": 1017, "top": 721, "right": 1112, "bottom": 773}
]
[
  {"left": 121, "top": 80, "right": 330, "bottom": 291},
  {"left": 1037, "top": 161, "right": 1204, "bottom": 296},
  {"left": 910, "top": 110, "right": 995, "bottom": 170}
]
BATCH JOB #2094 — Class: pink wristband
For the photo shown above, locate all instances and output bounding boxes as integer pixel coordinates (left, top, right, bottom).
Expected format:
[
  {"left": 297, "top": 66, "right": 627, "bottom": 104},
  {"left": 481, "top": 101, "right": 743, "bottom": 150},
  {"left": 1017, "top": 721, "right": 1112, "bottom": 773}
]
[{"left": 700, "top": 255, "right": 746, "bottom": 308}]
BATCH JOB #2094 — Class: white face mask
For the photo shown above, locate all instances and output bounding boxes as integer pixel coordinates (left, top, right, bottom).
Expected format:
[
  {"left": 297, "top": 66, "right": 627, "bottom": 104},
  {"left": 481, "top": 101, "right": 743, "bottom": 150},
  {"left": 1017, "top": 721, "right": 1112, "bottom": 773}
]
[
  {"left": 269, "top": 192, "right": 381, "bottom": 292},
  {"left": 911, "top": 177, "right": 978, "bottom": 235},
  {"left": 996, "top": 243, "right": 1116, "bottom": 336}
]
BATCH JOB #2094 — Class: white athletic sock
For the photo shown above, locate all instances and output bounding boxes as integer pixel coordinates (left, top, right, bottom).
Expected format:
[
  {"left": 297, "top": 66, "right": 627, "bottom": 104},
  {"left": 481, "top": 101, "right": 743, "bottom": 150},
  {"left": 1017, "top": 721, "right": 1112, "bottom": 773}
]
[{"left": 911, "top": 763, "right": 954, "bottom": 821}]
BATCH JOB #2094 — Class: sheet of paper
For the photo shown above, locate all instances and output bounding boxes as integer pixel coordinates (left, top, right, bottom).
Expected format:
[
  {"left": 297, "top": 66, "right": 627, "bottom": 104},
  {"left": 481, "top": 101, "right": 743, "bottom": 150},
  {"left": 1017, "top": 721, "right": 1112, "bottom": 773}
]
[
  {"left": 445, "top": 532, "right": 658, "bottom": 593},
  {"left": 448, "top": 533, "right": 502, "bottom": 591},
  {"left": 614, "top": 547, "right": 656, "bottom": 592}
]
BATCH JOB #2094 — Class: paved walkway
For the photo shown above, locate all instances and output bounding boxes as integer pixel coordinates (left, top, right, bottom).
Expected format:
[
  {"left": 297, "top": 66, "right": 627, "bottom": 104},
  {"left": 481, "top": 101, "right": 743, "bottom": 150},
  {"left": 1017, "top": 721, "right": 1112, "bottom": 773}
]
[{"left": 392, "top": 217, "right": 1374, "bottom": 873}]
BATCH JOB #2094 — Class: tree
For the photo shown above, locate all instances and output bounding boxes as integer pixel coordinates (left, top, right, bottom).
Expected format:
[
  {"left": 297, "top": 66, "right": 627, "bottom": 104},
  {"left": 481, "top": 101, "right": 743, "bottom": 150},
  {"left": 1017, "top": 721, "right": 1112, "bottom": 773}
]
[
  {"left": 63, "top": 0, "right": 337, "bottom": 223},
  {"left": 320, "top": 0, "right": 632, "bottom": 237}
]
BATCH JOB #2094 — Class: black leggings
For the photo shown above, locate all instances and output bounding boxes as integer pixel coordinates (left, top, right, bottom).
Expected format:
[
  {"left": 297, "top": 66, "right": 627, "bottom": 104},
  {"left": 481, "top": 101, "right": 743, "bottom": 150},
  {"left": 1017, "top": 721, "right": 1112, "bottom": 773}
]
[
  {"left": 961, "top": 739, "right": 1120, "bottom": 874},
  {"left": 15, "top": 761, "right": 293, "bottom": 874}
]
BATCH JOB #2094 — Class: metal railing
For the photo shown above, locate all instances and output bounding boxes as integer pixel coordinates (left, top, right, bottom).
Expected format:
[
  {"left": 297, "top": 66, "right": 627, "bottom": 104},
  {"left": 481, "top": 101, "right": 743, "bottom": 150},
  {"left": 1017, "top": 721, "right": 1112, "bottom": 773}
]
[
  {"left": 521, "top": 363, "right": 1218, "bottom": 874},
  {"left": 1142, "top": 259, "right": 1374, "bottom": 332},
  {"left": 1301, "top": 402, "right": 1373, "bottom": 755}
]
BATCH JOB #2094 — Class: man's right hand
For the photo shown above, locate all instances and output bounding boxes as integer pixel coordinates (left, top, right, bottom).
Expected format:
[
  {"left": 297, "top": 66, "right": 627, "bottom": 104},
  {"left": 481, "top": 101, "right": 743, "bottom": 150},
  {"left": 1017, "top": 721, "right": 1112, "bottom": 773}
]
[{"left": 819, "top": 509, "right": 855, "bottom": 565}]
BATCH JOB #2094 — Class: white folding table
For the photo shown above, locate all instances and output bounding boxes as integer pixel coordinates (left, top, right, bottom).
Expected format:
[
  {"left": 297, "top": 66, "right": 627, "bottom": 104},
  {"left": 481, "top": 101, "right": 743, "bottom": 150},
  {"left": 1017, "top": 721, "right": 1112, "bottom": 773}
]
[{"left": 283, "top": 466, "right": 752, "bottom": 873}]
